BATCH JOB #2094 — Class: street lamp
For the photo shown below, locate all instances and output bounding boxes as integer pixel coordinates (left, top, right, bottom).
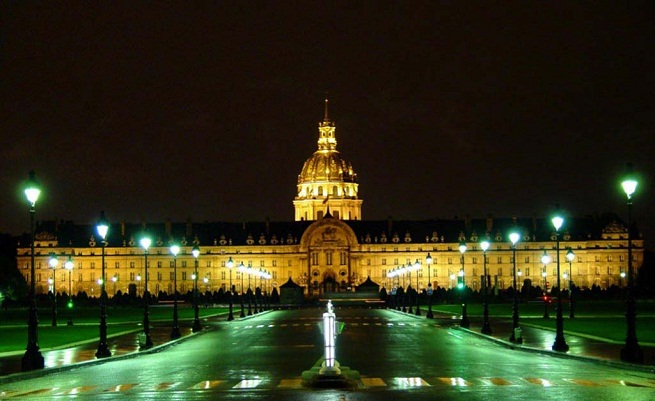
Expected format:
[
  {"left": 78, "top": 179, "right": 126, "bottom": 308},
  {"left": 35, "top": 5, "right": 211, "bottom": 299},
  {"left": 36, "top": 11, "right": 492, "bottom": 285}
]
[
  {"left": 458, "top": 241, "right": 469, "bottom": 328},
  {"left": 620, "top": 164, "right": 643, "bottom": 363},
  {"left": 22, "top": 171, "right": 44, "bottom": 371},
  {"left": 414, "top": 259, "right": 421, "bottom": 316},
  {"left": 551, "top": 213, "right": 569, "bottom": 352},
  {"left": 95, "top": 211, "right": 111, "bottom": 358},
  {"left": 227, "top": 257, "right": 234, "bottom": 321},
  {"left": 541, "top": 250, "right": 551, "bottom": 319},
  {"left": 480, "top": 240, "right": 492, "bottom": 334},
  {"left": 140, "top": 236, "right": 153, "bottom": 350},
  {"left": 48, "top": 253, "right": 58, "bottom": 326},
  {"left": 238, "top": 261, "right": 246, "bottom": 318},
  {"left": 192, "top": 245, "right": 201, "bottom": 332},
  {"left": 65, "top": 256, "right": 74, "bottom": 325},
  {"left": 509, "top": 231, "right": 522, "bottom": 343},
  {"left": 566, "top": 248, "right": 575, "bottom": 318},
  {"left": 425, "top": 253, "right": 434, "bottom": 319},
  {"left": 170, "top": 244, "right": 181, "bottom": 339}
]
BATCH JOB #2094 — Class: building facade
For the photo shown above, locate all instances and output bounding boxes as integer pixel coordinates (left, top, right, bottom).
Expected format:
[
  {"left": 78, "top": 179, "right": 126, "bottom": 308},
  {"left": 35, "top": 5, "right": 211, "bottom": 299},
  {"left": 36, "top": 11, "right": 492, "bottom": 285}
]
[{"left": 16, "top": 106, "right": 644, "bottom": 298}]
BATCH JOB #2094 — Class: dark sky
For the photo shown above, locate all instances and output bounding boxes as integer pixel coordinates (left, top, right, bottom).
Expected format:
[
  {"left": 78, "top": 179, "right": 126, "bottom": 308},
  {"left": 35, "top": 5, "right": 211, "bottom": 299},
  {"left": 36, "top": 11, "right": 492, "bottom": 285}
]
[{"left": 2, "top": 2, "right": 654, "bottom": 248}]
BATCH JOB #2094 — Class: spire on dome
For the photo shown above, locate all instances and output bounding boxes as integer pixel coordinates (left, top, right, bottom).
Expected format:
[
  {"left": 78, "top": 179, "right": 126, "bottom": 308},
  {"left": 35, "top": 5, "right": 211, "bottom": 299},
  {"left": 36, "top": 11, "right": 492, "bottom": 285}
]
[{"left": 317, "top": 98, "right": 337, "bottom": 151}]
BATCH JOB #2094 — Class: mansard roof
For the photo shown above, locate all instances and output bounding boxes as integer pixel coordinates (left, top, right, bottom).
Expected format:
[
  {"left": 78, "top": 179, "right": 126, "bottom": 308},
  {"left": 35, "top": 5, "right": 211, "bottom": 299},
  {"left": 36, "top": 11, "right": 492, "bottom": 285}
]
[{"left": 29, "top": 212, "right": 634, "bottom": 249}]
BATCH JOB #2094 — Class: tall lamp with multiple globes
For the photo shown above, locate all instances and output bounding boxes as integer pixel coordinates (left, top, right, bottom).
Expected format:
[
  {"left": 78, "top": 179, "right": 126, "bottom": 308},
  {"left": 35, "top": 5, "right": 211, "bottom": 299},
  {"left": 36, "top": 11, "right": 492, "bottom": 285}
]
[
  {"left": 239, "top": 261, "right": 246, "bottom": 318},
  {"left": 95, "top": 212, "right": 111, "bottom": 358},
  {"left": 480, "top": 240, "right": 492, "bottom": 334},
  {"left": 170, "top": 244, "right": 181, "bottom": 339},
  {"left": 425, "top": 253, "right": 434, "bottom": 319},
  {"left": 227, "top": 256, "right": 235, "bottom": 321},
  {"left": 191, "top": 245, "right": 202, "bottom": 332},
  {"left": 140, "top": 236, "right": 153, "bottom": 350},
  {"left": 48, "top": 253, "right": 58, "bottom": 326},
  {"left": 551, "top": 213, "right": 569, "bottom": 352},
  {"left": 508, "top": 231, "right": 522, "bottom": 343},
  {"left": 458, "top": 241, "right": 469, "bottom": 328},
  {"left": 22, "top": 171, "right": 44, "bottom": 371},
  {"left": 65, "top": 256, "right": 74, "bottom": 325},
  {"left": 540, "top": 250, "right": 551, "bottom": 319},
  {"left": 619, "top": 163, "right": 643, "bottom": 363},
  {"left": 414, "top": 259, "right": 421, "bottom": 316}
]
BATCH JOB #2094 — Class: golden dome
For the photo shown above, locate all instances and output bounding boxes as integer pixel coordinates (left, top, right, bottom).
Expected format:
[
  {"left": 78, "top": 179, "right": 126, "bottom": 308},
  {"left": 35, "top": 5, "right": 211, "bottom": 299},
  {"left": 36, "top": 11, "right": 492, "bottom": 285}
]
[
  {"left": 297, "top": 99, "right": 357, "bottom": 184},
  {"left": 298, "top": 149, "right": 357, "bottom": 184}
]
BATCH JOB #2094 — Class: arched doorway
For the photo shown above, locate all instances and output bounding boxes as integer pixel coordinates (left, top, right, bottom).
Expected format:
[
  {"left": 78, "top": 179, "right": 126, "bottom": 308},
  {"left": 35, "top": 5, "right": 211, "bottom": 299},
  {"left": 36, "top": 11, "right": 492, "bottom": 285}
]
[{"left": 323, "top": 270, "right": 337, "bottom": 293}]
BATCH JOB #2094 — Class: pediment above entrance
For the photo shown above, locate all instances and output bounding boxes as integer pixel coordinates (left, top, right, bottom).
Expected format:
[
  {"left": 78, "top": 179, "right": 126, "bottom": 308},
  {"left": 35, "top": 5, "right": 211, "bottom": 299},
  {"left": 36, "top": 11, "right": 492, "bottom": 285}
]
[{"left": 299, "top": 217, "right": 359, "bottom": 251}]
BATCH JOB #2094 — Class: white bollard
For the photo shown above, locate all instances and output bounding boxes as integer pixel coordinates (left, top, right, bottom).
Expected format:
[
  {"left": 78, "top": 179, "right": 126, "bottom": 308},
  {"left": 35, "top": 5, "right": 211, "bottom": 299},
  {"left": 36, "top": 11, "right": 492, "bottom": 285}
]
[{"left": 319, "top": 300, "right": 341, "bottom": 375}]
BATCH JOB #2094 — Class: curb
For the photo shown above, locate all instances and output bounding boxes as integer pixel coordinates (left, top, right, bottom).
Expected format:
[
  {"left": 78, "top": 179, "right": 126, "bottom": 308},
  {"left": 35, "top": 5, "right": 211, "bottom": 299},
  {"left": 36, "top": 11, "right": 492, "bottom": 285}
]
[
  {"left": 456, "top": 326, "right": 655, "bottom": 374},
  {"left": 387, "top": 308, "right": 655, "bottom": 374},
  {"left": 0, "top": 310, "right": 272, "bottom": 384}
]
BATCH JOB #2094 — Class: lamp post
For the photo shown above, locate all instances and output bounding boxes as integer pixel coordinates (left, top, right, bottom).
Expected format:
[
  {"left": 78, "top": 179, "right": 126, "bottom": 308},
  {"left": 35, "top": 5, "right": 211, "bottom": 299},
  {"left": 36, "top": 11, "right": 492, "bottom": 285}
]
[
  {"left": 227, "top": 257, "right": 234, "bottom": 321},
  {"left": 480, "top": 240, "right": 492, "bottom": 334},
  {"left": 136, "top": 274, "right": 142, "bottom": 296},
  {"left": 566, "top": 248, "right": 575, "bottom": 318},
  {"left": 239, "top": 262, "right": 246, "bottom": 318},
  {"left": 414, "top": 259, "right": 421, "bottom": 316},
  {"left": 170, "top": 244, "right": 181, "bottom": 339},
  {"left": 22, "top": 171, "right": 44, "bottom": 371},
  {"left": 65, "top": 256, "right": 74, "bottom": 325},
  {"left": 247, "top": 266, "right": 253, "bottom": 316},
  {"left": 48, "top": 253, "right": 58, "bottom": 326},
  {"left": 407, "top": 267, "right": 413, "bottom": 314},
  {"left": 551, "top": 214, "right": 569, "bottom": 352},
  {"left": 541, "top": 250, "right": 551, "bottom": 319},
  {"left": 458, "top": 241, "right": 469, "bottom": 328},
  {"left": 620, "top": 164, "right": 643, "bottom": 363},
  {"left": 426, "top": 253, "right": 434, "bottom": 319},
  {"left": 139, "top": 236, "right": 153, "bottom": 350},
  {"left": 95, "top": 211, "right": 111, "bottom": 358},
  {"left": 192, "top": 245, "right": 201, "bottom": 332},
  {"left": 509, "top": 232, "right": 522, "bottom": 343},
  {"left": 112, "top": 275, "right": 118, "bottom": 296}
]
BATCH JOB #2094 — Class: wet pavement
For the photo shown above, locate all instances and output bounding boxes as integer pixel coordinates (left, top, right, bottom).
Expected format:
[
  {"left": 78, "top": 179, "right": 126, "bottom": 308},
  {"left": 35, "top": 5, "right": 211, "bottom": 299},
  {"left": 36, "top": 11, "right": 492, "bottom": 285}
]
[
  {"left": 1, "top": 307, "right": 653, "bottom": 379},
  {"left": 0, "top": 317, "right": 211, "bottom": 378},
  {"left": 412, "top": 308, "right": 655, "bottom": 369}
]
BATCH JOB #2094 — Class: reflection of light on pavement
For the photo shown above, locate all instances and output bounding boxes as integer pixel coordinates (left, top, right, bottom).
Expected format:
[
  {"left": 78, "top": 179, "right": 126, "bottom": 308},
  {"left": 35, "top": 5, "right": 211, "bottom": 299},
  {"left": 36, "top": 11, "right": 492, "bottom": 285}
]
[
  {"left": 394, "top": 377, "right": 430, "bottom": 387},
  {"left": 233, "top": 379, "right": 262, "bottom": 388}
]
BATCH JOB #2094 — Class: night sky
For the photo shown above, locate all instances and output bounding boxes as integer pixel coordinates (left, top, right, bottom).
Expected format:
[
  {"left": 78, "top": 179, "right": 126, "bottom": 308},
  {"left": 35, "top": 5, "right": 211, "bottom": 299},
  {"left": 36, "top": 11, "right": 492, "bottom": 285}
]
[{"left": 2, "top": 2, "right": 654, "bottom": 249}]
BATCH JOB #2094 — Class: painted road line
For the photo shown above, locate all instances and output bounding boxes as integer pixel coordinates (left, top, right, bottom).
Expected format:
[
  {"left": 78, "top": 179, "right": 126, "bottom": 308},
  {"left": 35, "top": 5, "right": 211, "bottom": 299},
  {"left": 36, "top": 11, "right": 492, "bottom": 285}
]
[
  {"left": 360, "top": 378, "right": 387, "bottom": 387},
  {"left": 436, "top": 377, "right": 471, "bottom": 387},
  {"left": 233, "top": 379, "right": 262, "bottom": 389},
  {"left": 104, "top": 383, "right": 139, "bottom": 392},
  {"left": 523, "top": 378, "right": 554, "bottom": 387},
  {"left": 189, "top": 380, "right": 223, "bottom": 390},
  {"left": 278, "top": 379, "right": 303, "bottom": 388},
  {"left": 393, "top": 377, "right": 430, "bottom": 387}
]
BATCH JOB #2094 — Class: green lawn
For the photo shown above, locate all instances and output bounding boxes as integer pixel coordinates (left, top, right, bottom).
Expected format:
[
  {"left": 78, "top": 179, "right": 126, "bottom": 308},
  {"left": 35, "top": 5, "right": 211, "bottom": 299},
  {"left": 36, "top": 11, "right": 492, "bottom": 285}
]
[
  {"left": 431, "top": 300, "right": 655, "bottom": 343},
  {"left": 0, "top": 324, "right": 139, "bottom": 353},
  {"left": 0, "top": 304, "right": 227, "bottom": 326},
  {"left": 0, "top": 305, "right": 229, "bottom": 353}
]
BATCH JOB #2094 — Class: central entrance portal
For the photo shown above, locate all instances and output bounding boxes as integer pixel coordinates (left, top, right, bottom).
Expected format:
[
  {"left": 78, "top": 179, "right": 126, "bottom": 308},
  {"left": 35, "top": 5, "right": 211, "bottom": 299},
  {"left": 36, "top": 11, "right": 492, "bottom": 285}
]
[{"left": 323, "top": 271, "right": 337, "bottom": 293}]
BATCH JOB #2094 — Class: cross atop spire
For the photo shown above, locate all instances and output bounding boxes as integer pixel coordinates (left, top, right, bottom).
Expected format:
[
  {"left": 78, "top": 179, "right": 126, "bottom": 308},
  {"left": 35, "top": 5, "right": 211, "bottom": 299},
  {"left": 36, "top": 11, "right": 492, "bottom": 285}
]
[{"left": 324, "top": 98, "right": 330, "bottom": 123}]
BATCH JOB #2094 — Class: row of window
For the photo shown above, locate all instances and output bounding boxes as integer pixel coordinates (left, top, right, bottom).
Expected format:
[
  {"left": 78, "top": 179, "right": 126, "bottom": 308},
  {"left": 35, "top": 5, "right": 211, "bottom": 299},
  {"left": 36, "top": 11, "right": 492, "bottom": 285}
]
[
  {"left": 27, "top": 270, "right": 282, "bottom": 284},
  {"left": 24, "top": 253, "right": 638, "bottom": 271},
  {"left": 381, "top": 265, "right": 622, "bottom": 278}
]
